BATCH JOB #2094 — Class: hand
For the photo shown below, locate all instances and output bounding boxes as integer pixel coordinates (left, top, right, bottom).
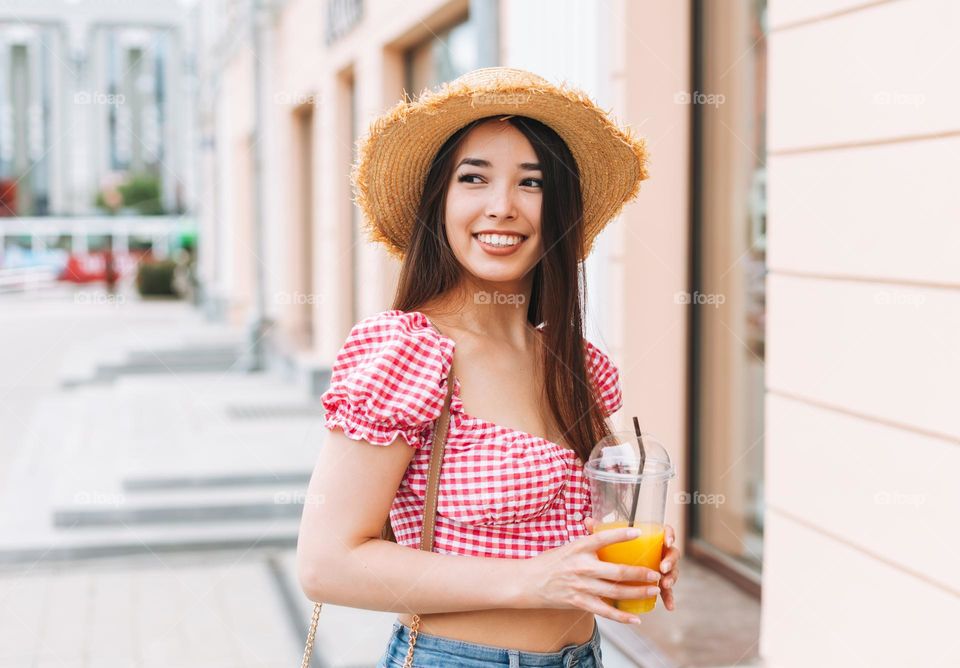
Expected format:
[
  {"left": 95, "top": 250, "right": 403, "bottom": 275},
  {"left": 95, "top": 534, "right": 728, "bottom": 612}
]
[
  {"left": 517, "top": 523, "right": 664, "bottom": 625},
  {"left": 584, "top": 517, "right": 681, "bottom": 612}
]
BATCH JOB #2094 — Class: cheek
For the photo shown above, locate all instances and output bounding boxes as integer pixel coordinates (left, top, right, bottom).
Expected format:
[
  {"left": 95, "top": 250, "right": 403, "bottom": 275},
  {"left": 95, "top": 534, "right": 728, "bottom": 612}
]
[
  {"left": 522, "top": 199, "right": 543, "bottom": 233},
  {"left": 442, "top": 200, "right": 476, "bottom": 255}
]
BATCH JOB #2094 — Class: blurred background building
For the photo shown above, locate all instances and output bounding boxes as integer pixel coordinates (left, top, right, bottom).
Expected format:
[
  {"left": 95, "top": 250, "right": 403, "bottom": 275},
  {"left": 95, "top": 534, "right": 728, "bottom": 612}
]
[
  {"left": 1, "top": 1, "right": 956, "bottom": 667},
  {"left": 0, "top": 0, "right": 196, "bottom": 287}
]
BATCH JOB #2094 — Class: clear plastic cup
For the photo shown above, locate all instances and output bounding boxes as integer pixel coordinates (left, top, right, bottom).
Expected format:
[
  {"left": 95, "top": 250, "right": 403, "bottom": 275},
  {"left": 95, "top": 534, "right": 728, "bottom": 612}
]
[{"left": 583, "top": 431, "right": 676, "bottom": 614}]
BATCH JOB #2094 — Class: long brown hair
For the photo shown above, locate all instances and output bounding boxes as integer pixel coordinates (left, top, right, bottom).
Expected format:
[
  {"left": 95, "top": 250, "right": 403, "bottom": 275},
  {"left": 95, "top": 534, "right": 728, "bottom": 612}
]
[{"left": 391, "top": 115, "right": 614, "bottom": 465}]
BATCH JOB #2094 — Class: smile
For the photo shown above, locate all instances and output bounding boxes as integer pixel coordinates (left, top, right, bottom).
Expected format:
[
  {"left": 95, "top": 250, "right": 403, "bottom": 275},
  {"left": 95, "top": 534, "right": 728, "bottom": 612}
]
[{"left": 472, "top": 233, "right": 527, "bottom": 248}]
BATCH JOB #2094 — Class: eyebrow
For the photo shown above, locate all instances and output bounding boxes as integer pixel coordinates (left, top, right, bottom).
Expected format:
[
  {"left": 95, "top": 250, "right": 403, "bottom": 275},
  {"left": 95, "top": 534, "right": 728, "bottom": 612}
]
[{"left": 456, "top": 157, "right": 542, "bottom": 171}]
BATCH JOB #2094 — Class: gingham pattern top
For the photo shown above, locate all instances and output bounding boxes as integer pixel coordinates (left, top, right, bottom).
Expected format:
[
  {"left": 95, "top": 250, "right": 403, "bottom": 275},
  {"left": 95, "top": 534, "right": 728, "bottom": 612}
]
[{"left": 320, "top": 309, "right": 623, "bottom": 559}]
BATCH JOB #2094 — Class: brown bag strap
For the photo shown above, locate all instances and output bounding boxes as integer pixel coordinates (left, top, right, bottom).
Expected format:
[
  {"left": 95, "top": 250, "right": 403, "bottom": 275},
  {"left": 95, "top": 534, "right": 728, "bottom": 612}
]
[{"left": 420, "top": 358, "right": 455, "bottom": 553}]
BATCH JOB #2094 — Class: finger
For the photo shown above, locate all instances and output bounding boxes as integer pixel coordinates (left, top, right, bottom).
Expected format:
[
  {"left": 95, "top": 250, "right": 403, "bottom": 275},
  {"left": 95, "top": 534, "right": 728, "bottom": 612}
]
[
  {"left": 583, "top": 516, "right": 595, "bottom": 532},
  {"left": 660, "top": 547, "right": 681, "bottom": 572},
  {"left": 588, "top": 579, "right": 661, "bottom": 604},
  {"left": 665, "top": 524, "right": 675, "bottom": 548},
  {"left": 584, "top": 526, "right": 644, "bottom": 550},
  {"left": 660, "top": 568, "right": 678, "bottom": 589},
  {"left": 661, "top": 585, "right": 675, "bottom": 611},
  {"left": 574, "top": 594, "right": 644, "bottom": 626},
  {"left": 591, "top": 560, "right": 662, "bottom": 584}
]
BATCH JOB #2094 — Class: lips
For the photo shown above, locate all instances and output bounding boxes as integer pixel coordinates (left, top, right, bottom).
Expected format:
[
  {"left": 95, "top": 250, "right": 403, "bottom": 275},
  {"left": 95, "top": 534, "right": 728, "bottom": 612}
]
[{"left": 472, "top": 233, "right": 528, "bottom": 255}]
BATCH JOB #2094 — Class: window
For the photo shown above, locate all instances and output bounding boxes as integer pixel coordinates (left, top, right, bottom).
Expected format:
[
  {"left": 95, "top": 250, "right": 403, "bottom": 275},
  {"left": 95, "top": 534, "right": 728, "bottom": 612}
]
[
  {"left": 0, "top": 26, "right": 56, "bottom": 216},
  {"left": 690, "top": 0, "right": 768, "bottom": 587},
  {"left": 404, "top": 15, "right": 479, "bottom": 97}
]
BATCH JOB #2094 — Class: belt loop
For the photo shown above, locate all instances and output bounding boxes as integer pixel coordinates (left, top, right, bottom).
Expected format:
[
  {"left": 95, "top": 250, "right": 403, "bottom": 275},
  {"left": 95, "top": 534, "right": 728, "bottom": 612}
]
[{"left": 508, "top": 648, "right": 520, "bottom": 668}]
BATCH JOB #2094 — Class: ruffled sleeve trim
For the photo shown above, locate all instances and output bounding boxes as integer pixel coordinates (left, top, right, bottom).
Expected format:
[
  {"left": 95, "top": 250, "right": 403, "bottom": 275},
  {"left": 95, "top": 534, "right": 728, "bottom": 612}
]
[
  {"left": 320, "top": 310, "right": 455, "bottom": 448},
  {"left": 322, "top": 402, "right": 431, "bottom": 449}
]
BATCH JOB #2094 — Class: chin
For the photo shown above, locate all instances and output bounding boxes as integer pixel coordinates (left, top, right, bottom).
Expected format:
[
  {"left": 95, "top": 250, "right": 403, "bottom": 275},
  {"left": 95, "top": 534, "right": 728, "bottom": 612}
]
[{"left": 464, "top": 257, "right": 536, "bottom": 282}]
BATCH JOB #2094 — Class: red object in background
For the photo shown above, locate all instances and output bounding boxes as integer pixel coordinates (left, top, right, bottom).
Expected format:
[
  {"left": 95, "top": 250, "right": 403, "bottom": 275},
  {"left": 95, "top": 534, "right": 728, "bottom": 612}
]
[
  {"left": 0, "top": 179, "right": 16, "bottom": 216},
  {"left": 104, "top": 248, "right": 118, "bottom": 289},
  {"left": 60, "top": 254, "right": 104, "bottom": 283},
  {"left": 58, "top": 249, "right": 151, "bottom": 283}
]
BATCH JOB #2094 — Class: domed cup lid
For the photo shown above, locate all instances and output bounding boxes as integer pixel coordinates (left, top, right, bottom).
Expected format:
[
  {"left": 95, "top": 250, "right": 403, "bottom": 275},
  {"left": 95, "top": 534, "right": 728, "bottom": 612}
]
[{"left": 584, "top": 430, "right": 676, "bottom": 483}]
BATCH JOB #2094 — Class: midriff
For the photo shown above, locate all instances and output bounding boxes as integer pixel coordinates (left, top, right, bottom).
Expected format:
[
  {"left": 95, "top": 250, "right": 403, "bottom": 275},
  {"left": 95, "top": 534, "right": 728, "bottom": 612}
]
[{"left": 396, "top": 608, "right": 596, "bottom": 652}]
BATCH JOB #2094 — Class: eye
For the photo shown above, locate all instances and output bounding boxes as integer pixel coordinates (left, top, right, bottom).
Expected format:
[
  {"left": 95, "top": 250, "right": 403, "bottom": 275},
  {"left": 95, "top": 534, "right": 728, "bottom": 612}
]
[
  {"left": 457, "top": 173, "right": 485, "bottom": 184},
  {"left": 522, "top": 178, "right": 543, "bottom": 188}
]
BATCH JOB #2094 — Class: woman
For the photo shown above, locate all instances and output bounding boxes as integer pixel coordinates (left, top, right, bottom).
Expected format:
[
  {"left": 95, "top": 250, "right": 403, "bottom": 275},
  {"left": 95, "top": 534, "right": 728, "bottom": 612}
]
[{"left": 297, "top": 68, "right": 681, "bottom": 668}]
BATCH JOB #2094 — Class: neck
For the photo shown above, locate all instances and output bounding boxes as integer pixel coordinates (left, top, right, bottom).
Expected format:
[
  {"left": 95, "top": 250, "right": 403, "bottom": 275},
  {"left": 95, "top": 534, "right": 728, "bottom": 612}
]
[{"left": 426, "top": 272, "right": 536, "bottom": 348}]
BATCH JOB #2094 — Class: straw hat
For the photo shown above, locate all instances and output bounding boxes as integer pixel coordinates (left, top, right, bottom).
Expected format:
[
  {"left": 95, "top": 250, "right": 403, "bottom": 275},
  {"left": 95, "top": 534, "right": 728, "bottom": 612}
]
[{"left": 350, "top": 66, "right": 650, "bottom": 261}]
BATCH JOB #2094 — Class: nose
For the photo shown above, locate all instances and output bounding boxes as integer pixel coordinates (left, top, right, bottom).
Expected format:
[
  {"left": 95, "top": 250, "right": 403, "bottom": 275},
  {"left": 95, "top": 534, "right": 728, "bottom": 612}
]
[{"left": 484, "top": 183, "right": 518, "bottom": 221}]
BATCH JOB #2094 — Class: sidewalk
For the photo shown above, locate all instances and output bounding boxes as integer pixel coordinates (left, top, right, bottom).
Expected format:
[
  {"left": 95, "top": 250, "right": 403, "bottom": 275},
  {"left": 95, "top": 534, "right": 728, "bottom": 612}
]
[
  {"left": 0, "top": 291, "right": 318, "bottom": 666},
  {"left": 0, "top": 550, "right": 301, "bottom": 667}
]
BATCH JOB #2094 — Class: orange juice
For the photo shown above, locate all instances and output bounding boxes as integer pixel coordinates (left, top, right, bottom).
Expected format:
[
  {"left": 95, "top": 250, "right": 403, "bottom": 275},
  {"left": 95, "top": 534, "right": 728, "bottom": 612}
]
[{"left": 593, "top": 520, "right": 665, "bottom": 614}]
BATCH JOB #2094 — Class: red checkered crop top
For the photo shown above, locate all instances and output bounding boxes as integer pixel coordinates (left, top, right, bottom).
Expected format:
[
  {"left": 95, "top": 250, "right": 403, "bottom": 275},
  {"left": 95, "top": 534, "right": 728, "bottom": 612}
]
[{"left": 319, "top": 309, "right": 623, "bottom": 559}]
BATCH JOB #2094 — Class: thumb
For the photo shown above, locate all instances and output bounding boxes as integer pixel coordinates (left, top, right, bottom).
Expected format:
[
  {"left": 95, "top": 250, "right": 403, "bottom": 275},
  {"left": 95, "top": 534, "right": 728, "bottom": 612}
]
[{"left": 583, "top": 516, "right": 595, "bottom": 532}]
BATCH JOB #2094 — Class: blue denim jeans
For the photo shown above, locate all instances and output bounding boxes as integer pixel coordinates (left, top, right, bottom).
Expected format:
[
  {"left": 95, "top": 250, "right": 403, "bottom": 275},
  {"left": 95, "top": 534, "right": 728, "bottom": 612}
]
[{"left": 377, "top": 618, "right": 604, "bottom": 667}]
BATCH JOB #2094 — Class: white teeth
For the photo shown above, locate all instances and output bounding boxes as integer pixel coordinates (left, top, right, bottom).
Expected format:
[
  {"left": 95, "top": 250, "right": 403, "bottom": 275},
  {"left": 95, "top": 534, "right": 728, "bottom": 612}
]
[{"left": 476, "top": 233, "right": 524, "bottom": 247}]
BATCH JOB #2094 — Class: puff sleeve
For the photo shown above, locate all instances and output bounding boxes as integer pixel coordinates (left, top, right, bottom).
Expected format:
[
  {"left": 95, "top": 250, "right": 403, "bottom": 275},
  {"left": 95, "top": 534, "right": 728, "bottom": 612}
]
[
  {"left": 585, "top": 338, "right": 624, "bottom": 417},
  {"left": 320, "top": 310, "right": 455, "bottom": 448}
]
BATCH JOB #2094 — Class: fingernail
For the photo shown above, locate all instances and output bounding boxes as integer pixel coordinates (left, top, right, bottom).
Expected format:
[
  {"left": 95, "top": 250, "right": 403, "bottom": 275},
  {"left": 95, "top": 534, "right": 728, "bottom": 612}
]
[
  {"left": 627, "top": 529, "right": 642, "bottom": 538},
  {"left": 631, "top": 617, "right": 643, "bottom": 625},
  {"left": 647, "top": 572, "right": 661, "bottom": 582},
  {"left": 661, "top": 560, "right": 672, "bottom": 571}
]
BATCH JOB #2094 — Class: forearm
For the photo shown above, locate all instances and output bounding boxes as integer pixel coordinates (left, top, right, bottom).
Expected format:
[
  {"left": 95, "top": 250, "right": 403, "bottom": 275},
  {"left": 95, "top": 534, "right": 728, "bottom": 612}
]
[{"left": 301, "top": 538, "right": 530, "bottom": 614}]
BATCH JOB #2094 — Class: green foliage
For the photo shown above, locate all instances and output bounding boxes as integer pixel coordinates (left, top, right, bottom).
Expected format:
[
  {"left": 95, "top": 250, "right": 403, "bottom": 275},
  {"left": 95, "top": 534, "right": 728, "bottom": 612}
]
[{"left": 136, "top": 260, "right": 178, "bottom": 296}]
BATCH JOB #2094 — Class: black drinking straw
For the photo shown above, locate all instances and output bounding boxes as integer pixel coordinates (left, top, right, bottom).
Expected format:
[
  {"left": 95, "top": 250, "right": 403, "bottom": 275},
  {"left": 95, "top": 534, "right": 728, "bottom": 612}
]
[{"left": 628, "top": 416, "right": 647, "bottom": 529}]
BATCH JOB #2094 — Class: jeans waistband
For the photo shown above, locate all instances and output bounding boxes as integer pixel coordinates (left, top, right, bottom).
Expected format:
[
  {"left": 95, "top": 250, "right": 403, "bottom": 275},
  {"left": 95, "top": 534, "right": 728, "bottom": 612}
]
[{"left": 388, "top": 618, "right": 601, "bottom": 667}]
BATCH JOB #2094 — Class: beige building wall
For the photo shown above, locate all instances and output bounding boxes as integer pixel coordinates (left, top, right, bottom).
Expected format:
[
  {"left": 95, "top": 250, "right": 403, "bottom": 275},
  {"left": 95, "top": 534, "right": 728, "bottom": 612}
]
[
  {"left": 261, "top": 0, "right": 472, "bottom": 361},
  {"left": 611, "top": 0, "right": 692, "bottom": 565},
  {"left": 220, "top": 47, "right": 256, "bottom": 325},
  {"left": 763, "top": 1, "right": 959, "bottom": 666}
]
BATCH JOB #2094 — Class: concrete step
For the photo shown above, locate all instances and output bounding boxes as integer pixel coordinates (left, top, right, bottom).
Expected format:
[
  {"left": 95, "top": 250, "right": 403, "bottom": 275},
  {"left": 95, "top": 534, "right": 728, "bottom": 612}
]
[
  {"left": 123, "top": 470, "right": 312, "bottom": 491},
  {"left": 62, "top": 340, "right": 245, "bottom": 387},
  {"left": 0, "top": 517, "right": 301, "bottom": 565},
  {"left": 64, "top": 353, "right": 243, "bottom": 386},
  {"left": 52, "top": 484, "right": 312, "bottom": 528},
  {"left": 125, "top": 345, "right": 242, "bottom": 364}
]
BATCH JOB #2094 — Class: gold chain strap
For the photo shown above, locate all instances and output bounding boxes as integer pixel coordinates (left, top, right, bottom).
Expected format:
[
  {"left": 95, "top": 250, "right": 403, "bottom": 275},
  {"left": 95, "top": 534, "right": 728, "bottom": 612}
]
[
  {"left": 300, "top": 602, "right": 322, "bottom": 668},
  {"left": 300, "top": 606, "right": 422, "bottom": 667},
  {"left": 402, "top": 614, "right": 421, "bottom": 667}
]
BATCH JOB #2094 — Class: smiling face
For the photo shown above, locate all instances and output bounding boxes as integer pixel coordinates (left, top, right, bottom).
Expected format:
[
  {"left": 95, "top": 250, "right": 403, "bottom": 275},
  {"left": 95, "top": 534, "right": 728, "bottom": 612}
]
[{"left": 443, "top": 119, "right": 545, "bottom": 289}]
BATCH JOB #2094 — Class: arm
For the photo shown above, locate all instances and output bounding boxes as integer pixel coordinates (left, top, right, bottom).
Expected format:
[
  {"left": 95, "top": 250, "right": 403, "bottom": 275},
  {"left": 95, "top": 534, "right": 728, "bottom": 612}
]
[{"left": 296, "top": 427, "right": 528, "bottom": 613}]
